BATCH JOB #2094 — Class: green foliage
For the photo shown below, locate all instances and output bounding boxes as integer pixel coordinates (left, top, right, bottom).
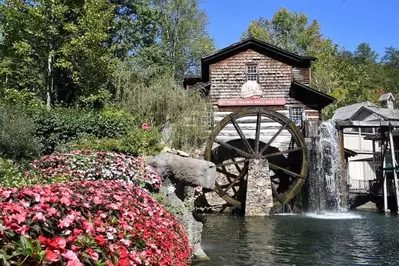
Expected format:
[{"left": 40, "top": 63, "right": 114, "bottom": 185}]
[
  {"left": 0, "top": 89, "right": 45, "bottom": 114},
  {"left": 243, "top": 7, "right": 399, "bottom": 119},
  {"left": 151, "top": 191, "right": 184, "bottom": 215},
  {"left": 242, "top": 7, "right": 323, "bottom": 56},
  {"left": 58, "top": 126, "right": 164, "bottom": 156},
  {"left": 114, "top": 60, "right": 211, "bottom": 149},
  {"left": 0, "top": 157, "right": 68, "bottom": 188},
  {"left": 154, "top": 0, "right": 215, "bottom": 78},
  {"left": 0, "top": 0, "right": 115, "bottom": 104},
  {"left": 33, "top": 106, "right": 137, "bottom": 154},
  {"left": 0, "top": 235, "right": 45, "bottom": 266},
  {"left": 77, "top": 88, "right": 112, "bottom": 109},
  {"left": 0, "top": 158, "right": 27, "bottom": 188},
  {"left": 0, "top": 106, "right": 41, "bottom": 160}
]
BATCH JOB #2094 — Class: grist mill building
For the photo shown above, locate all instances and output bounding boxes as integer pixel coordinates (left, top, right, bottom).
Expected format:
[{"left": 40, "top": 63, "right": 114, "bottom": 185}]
[
  {"left": 183, "top": 38, "right": 337, "bottom": 214},
  {"left": 184, "top": 38, "right": 335, "bottom": 141}
]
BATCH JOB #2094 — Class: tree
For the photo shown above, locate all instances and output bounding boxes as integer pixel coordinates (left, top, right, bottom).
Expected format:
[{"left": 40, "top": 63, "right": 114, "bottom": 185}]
[
  {"left": 109, "top": 0, "right": 159, "bottom": 60},
  {"left": 353, "top": 43, "right": 378, "bottom": 65},
  {"left": 242, "top": 7, "right": 338, "bottom": 94},
  {"left": 154, "top": 0, "right": 215, "bottom": 79},
  {"left": 0, "top": 0, "right": 115, "bottom": 105},
  {"left": 242, "top": 7, "right": 323, "bottom": 56},
  {"left": 382, "top": 47, "right": 399, "bottom": 95},
  {"left": 242, "top": 8, "right": 385, "bottom": 119}
]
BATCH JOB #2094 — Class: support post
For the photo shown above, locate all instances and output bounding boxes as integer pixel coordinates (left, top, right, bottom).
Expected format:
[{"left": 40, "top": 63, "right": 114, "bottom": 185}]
[
  {"left": 245, "top": 159, "right": 273, "bottom": 216},
  {"left": 338, "top": 129, "right": 348, "bottom": 209},
  {"left": 389, "top": 129, "right": 399, "bottom": 213},
  {"left": 383, "top": 157, "right": 388, "bottom": 212}
]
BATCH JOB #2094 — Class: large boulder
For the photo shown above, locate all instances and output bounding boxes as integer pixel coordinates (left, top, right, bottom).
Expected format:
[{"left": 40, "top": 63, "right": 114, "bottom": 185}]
[
  {"left": 148, "top": 152, "right": 216, "bottom": 190},
  {"left": 160, "top": 178, "right": 209, "bottom": 261}
]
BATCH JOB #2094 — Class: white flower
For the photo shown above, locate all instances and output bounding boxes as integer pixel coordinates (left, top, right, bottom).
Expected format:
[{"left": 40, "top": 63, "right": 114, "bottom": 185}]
[{"left": 167, "top": 185, "right": 176, "bottom": 195}]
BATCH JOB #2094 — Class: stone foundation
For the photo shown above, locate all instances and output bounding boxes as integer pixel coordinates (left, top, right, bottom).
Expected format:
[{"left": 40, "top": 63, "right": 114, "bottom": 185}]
[{"left": 244, "top": 159, "right": 273, "bottom": 216}]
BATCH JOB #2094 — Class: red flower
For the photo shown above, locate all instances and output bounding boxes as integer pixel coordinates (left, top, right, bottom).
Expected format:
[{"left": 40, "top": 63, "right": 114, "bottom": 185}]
[
  {"left": 47, "top": 237, "right": 67, "bottom": 250},
  {"left": 94, "top": 235, "right": 107, "bottom": 246},
  {"left": 117, "top": 258, "right": 130, "bottom": 266},
  {"left": 45, "top": 249, "right": 59, "bottom": 262}
]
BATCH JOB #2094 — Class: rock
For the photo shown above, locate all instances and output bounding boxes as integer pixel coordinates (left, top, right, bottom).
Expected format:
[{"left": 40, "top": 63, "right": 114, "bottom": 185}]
[
  {"left": 355, "top": 200, "right": 378, "bottom": 211},
  {"left": 148, "top": 152, "right": 216, "bottom": 190},
  {"left": 160, "top": 179, "right": 209, "bottom": 261}
]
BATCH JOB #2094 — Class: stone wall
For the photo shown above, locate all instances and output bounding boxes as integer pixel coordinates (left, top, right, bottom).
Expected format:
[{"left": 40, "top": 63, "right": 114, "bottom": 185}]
[{"left": 245, "top": 159, "right": 274, "bottom": 216}]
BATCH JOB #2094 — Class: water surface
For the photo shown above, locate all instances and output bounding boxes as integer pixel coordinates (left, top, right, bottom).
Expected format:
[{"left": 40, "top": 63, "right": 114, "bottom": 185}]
[{"left": 194, "top": 212, "right": 399, "bottom": 266}]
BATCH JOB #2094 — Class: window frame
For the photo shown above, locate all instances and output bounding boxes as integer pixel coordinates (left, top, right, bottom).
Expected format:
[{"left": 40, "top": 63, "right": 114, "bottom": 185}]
[
  {"left": 246, "top": 63, "right": 258, "bottom": 82},
  {"left": 290, "top": 106, "right": 305, "bottom": 126}
]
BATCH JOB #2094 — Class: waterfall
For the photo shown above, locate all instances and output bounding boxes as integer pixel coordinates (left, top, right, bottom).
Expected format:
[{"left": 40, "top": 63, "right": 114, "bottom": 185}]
[{"left": 308, "top": 120, "right": 343, "bottom": 212}]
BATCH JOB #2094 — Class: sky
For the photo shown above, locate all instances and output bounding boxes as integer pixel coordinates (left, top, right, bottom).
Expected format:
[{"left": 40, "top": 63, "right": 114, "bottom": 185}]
[{"left": 199, "top": 0, "right": 399, "bottom": 57}]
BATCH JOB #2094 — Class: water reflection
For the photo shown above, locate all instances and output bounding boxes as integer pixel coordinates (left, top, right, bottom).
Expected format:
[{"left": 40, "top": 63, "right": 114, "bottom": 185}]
[{"left": 194, "top": 213, "right": 399, "bottom": 266}]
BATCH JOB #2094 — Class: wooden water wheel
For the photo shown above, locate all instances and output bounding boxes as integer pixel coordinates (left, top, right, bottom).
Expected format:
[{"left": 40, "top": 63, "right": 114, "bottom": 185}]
[{"left": 204, "top": 108, "right": 309, "bottom": 208}]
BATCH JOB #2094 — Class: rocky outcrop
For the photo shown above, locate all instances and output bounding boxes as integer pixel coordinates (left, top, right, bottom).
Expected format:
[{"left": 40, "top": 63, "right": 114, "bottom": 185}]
[
  {"left": 148, "top": 152, "right": 214, "bottom": 261},
  {"left": 148, "top": 152, "right": 216, "bottom": 190}
]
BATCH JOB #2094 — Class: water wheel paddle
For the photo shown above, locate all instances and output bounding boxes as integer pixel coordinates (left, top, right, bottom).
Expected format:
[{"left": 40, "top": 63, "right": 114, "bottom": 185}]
[{"left": 204, "top": 108, "right": 309, "bottom": 208}]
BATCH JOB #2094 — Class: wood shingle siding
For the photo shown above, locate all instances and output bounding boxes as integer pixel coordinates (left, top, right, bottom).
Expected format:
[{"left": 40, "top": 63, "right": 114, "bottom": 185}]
[{"left": 209, "top": 49, "right": 293, "bottom": 105}]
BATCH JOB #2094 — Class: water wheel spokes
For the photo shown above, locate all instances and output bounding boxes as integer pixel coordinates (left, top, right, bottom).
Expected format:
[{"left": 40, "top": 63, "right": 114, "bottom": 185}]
[
  {"left": 218, "top": 163, "right": 249, "bottom": 197},
  {"left": 205, "top": 108, "right": 308, "bottom": 208}
]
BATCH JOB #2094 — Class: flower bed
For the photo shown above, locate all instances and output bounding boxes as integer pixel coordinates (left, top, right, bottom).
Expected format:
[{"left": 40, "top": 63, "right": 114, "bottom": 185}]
[
  {"left": 27, "top": 150, "right": 161, "bottom": 191},
  {"left": 0, "top": 180, "right": 191, "bottom": 265}
]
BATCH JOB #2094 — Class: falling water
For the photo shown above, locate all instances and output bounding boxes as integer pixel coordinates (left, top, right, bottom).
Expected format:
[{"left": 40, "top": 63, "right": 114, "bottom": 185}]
[{"left": 308, "top": 120, "right": 343, "bottom": 212}]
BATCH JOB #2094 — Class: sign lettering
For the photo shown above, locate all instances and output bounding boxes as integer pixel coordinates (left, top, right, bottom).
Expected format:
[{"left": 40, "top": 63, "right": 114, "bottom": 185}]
[{"left": 217, "top": 98, "right": 286, "bottom": 106}]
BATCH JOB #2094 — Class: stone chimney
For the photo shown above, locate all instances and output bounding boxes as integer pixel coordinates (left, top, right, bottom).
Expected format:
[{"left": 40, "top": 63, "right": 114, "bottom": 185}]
[{"left": 379, "top": 93, "right": 395, "bottom": 109}]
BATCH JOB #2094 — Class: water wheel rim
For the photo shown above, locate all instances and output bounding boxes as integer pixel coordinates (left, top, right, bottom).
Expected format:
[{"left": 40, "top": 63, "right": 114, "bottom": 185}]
[{"left": 204, "top": 108, "right": 309, "bottom": 208}]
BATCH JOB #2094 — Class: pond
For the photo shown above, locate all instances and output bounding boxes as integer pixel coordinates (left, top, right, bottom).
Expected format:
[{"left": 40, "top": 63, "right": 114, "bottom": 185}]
[{"left": 193, "top": 212, "right": 399, "bottom": 266}]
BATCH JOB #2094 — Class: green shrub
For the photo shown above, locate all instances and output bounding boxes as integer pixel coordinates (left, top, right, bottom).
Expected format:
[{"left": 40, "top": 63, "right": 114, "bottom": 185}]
[
  {"left": 113, "top": 60, "right": 211, "bottom": 149},
  {"left": 0, "top": 158, "right": 68, "bottom": 188},
  {"left": 120, "top": 126, "right": 164, "bottom": 156},
  {"left": 33, "top": 106, "right": 137, "bottom": 154},
  {"left": 0, "top": 106, "right": 41, "bottom": 160},
  {"left": 57, "top": 125, "right": 164, "bottom": 156},
  {"left": 0, "top": 158, "right": 26, "bottom": 188},
  {"left": 0, "top": 89, "right": 45, "bottom": 115}
]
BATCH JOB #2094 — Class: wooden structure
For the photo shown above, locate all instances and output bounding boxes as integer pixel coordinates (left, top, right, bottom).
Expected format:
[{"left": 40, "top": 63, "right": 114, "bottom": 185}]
[
  {"left": 184, "top": 38, "right": 335, "bottom": 211},
  {"left": 363, "top": 128, "right": 399, "bottom": 212},
  {"left": 333, "top": 98, "right": 399, "bottom": 211}
]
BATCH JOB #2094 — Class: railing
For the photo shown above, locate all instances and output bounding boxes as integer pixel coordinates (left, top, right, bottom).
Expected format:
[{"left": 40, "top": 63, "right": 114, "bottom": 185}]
[
  {"left": 350, "top": 179, "right": 371, "bottom": 194},
  {"left": 349, "top": 179, "right": 395, "bottom": 195},
  {"left": 374, "top": 150, "right": 399, "bottom": 165}
]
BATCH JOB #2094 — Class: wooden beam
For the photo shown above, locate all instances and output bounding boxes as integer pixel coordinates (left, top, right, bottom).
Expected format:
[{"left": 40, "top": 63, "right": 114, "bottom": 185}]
[
  {"left": 383, "top": 151, "right": 389, "bottom": 212},
  {"left": 338, "top": 129, "right": 348, "bottom": 209},
  {"left": 389, "top": 129, "right": 399, "bottom": 214}
]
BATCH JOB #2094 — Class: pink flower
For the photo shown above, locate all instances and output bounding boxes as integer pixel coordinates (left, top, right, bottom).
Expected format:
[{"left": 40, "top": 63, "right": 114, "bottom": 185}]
[
  {"left": 11, "top": 214, "right": 26, "bottom": 224},
  {"left": 33, "top": 212, "right": 46, "bottom": 222},
  {"left": 58, "top": 217, "right": 73, "bottom": 228},
  {"left": 142, "top": 123, "right": 150, "bottom": 130},
  {"left": 86, "top": 248, "right": 99, "bottom": 261},
  {"left": 195, "top": 186, "right": 203, "bottom": 192},
  {"left": 67, "top": 260, "right": 83, "bottom": 266},
  {"left": 120, "top": 239, "right": 131, "bottom": 247},
  {"left": 62, "top": 250, "right": 78, "bottom": 260}
]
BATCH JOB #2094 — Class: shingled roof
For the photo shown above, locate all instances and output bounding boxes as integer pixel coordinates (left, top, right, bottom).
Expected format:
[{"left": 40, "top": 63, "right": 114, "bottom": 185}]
[
  {"left": 332, "top": 101, "right": 399, "bottom": 121},
  {"left": 200, "top": 38, "right": 316, "bottom": 82}
]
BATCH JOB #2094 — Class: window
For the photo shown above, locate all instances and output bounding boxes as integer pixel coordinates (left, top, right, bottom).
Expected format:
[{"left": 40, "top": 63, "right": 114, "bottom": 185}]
[
  {"left": 290, "top": 107, "right": 304, "bottom": 126},
  {"left": 247, "top": 64, "right": 258, "bottom": 81}
]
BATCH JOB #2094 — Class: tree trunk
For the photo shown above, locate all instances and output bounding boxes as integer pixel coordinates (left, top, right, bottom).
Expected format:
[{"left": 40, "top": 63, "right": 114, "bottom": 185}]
[{"left": 46, "top": 52, "right": 53, "bottom": 109}]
